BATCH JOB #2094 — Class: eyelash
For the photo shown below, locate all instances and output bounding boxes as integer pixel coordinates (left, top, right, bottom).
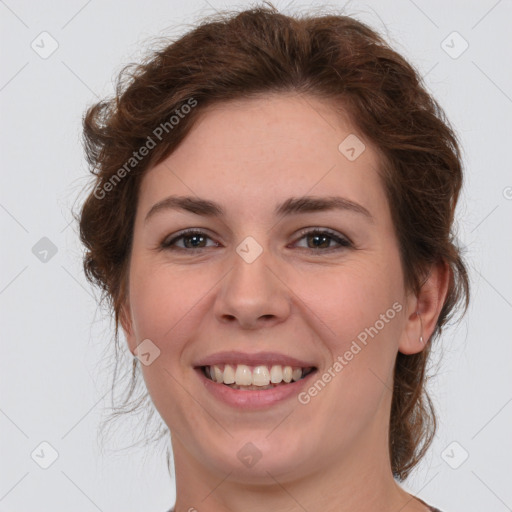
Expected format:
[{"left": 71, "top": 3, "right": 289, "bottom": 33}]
[{"left": 160, "top": 227, "right": 352, "bottom": 254}]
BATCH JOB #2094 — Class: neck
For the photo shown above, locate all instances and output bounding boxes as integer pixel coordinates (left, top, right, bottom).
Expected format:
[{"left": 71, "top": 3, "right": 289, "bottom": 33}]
[{"left": 169, "top": 419, "right": 429, "bottom": 512}]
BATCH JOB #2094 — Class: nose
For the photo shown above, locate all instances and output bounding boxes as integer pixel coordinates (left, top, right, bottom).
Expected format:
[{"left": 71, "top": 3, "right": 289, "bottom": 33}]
[{"left": 213, "top": 242, "right": 291, "bottom": 330}]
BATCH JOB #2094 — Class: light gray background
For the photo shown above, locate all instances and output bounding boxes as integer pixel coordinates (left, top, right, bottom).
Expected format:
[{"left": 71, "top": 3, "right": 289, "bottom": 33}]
[{"left": 1, "top": 1, "right": 511, "bottom": 511}]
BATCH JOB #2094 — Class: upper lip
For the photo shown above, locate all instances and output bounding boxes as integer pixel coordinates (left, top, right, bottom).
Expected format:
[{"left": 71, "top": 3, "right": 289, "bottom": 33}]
[{"left": 194, "top": 351, "right": 317, "bottom": 368}]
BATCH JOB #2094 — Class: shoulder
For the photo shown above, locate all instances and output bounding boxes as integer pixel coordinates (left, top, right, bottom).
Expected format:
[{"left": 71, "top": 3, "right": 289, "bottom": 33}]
[
  {"left": 415, "top": 495, "right": 444, "bottom": 512},
  {"left": 164, "top": 506, "right": 445, "bottom": 512},
  {"left": 425, "top": 504, "right": 444, "bottom": 512}
]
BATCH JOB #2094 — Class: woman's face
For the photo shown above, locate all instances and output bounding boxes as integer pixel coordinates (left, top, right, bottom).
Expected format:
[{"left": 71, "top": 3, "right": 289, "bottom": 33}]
[{"left": 121, "top": 93, "right": 420, "bottom": 485}]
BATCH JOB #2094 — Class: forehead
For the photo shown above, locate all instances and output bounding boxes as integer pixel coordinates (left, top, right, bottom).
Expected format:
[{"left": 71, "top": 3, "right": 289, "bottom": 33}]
[{"left": 138, "top": 93, "right": 387, "bottom": 220}]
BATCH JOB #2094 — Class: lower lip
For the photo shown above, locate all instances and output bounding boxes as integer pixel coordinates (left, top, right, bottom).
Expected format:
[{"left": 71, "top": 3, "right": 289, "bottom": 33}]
[{"left": 196, "top": 368, "right": 317, "bottom": 409}]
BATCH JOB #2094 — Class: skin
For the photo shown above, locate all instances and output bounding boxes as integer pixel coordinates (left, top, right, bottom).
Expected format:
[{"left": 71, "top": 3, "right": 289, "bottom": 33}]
[{"left": 120, "top": 92, "right": 450, "bottom": 512}]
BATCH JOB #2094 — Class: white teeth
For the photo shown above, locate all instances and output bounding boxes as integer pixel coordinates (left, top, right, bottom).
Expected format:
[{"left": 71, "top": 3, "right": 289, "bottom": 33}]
[
  {"left": 282, "top": 366, "right": 293, "bottom": 383},
  {"left": 252, "top": 365, "right": 270, "bottom": 386},
  {"left": 213, "top": 365, "right": 223, "bottom": 383},
  {"left": 270, "top": 365, "right": 283, "bottom": 383},
  {"left": 235, "top": 364, "right": 252, "bottom": 386},
  {"left": 292, "top": 368, "right": 302, "bottom": 381},
  {"left": 206, "top": 363, "right": 311, "bottom": 386},
  {"left": 223, "top": 364, "right": 235, "bottom": 384}
]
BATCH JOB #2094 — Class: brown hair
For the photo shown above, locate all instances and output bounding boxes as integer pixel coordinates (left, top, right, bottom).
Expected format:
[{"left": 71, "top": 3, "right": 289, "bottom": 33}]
[{"left": 77, "top": 3, "right": 469, "bottom": 480}]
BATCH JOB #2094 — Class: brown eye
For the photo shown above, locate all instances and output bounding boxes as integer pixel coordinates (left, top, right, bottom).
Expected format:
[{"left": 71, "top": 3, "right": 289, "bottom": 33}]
[
  {"left": 293, "top": 228, "right": 352, "bottom": 252},
  {"left": 160, "top": 228, "right": 352, "bottom": 253},
  {"left": 161, "top": 229, "right": 218, "bottom": 250}
]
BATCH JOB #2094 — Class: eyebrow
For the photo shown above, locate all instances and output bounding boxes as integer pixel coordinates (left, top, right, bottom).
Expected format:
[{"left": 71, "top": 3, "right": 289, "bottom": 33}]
[{"left": 144, "top": 194, "right": 373, "bottom": 224}]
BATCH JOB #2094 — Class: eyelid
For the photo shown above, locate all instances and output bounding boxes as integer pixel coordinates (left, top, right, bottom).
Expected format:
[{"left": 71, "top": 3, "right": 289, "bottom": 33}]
[
  {"left": 161, "top": 228, "right": 218, "bottom": 249},
  {"left": 292, "top": 226, "right": 353, "bottom": 246},
  {"left": 160, "top": 226, "right": 353, "bottom": 252}
]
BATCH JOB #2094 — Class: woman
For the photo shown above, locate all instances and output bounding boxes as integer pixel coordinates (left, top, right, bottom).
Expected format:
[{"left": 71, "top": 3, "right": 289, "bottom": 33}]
[{"left": 78, "top": 5, "right": 469, "bottom": 511}]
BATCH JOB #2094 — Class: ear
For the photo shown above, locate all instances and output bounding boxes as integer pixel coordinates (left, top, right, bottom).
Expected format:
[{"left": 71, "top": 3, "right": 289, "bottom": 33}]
[
  {"left": 398, "top": 260, "right": 451, "bottom": 355},
  {"left": 119, "top": 298, "right": 137, "bottom": 355}
]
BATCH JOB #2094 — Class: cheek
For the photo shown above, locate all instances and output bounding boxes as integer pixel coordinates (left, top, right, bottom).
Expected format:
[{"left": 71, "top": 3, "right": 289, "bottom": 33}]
[
  {"left": 297, "top": 265, "right": 404, "bottom": 434},
  {"left": 296, "top": 257, "right": 405, "bottom": 404},
  {"left": 127, "top": 263, "right": 206, "bottom": 419},
  {"left": 297, "top": 258, "right": 404, "bottom": 349},
  {"left": 129, "top": 260, "right": 203, "bottom": 342}
]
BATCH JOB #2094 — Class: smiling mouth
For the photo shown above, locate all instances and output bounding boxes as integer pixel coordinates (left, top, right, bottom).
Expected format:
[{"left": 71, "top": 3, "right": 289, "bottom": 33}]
[{"left": 200, "top": 363, "right": 317, "bottom": 390}]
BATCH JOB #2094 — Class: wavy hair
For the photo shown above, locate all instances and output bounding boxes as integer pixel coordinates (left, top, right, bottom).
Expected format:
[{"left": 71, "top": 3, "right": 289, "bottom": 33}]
[{"left": 76, "top": 3, "right": 470, "bottom": 480}]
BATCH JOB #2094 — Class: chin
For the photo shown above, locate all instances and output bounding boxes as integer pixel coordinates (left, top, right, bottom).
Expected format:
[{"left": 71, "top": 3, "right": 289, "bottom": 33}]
[{"left": 201, "top": 431, "right": 316, "bottom": 484}]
